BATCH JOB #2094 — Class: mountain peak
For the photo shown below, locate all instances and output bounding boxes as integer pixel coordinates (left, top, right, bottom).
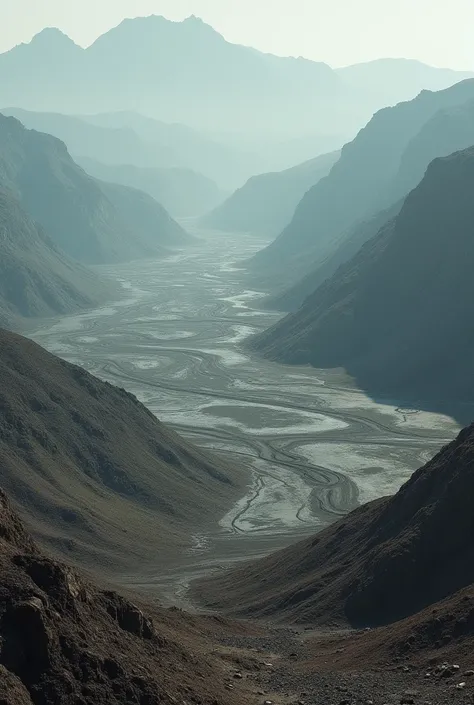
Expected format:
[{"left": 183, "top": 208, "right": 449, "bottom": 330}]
[
  {"left": 30, "top": 27, "right": 80, "bottom": 49},
  {"left": 184, "top": 14, "right": 205, "bottom": 24}
]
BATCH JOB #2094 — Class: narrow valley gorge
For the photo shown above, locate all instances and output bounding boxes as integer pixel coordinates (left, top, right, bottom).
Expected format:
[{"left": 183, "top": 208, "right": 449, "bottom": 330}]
[{"left": 24, "top": 227, "right": 462, "bottom": 602}]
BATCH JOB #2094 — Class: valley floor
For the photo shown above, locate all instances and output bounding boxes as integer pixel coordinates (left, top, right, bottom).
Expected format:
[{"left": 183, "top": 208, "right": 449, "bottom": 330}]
[{"left": 25, "top": 226, "right": 461, "bottom": 601}]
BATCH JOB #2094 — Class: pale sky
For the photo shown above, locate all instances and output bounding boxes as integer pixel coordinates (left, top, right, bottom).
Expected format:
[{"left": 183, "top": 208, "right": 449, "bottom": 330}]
[{"left": 2, "top": 0, "right": 474, "bottom": 70}]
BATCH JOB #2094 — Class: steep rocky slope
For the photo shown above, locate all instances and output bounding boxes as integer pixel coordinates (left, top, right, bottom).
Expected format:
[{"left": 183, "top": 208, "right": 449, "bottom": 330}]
[
  {"left": 253, "top": 147, "right": 474, "bottom": 405},
  {"left": 197, "top": 422, "right": 474, "bottom": 628},
  {"left": 0, "top": 329, "right": 244, "bottom": 574},
  {"left": 0, "top": 114, "right": 188, "bottom": 264},
  {"left": 200, "top": 151, "right": 339, "bottom": 237},
  {"left": 0, "top": 189, "right": 109, "bottom": 327},
  {"left": 265, "top": 99, "right": 474, "bottom": 310},
  {"left": 0, "top": 489, "right": 245, "bottom": 705},
  {"left": 78, "top": 157, "right": 224, "bottom": 217},
  {"left": 267, "top": 201, "right": 402, "bottom": 311},
  {"left": 248, "top": 79, "right": 474, "bottom": 290}
]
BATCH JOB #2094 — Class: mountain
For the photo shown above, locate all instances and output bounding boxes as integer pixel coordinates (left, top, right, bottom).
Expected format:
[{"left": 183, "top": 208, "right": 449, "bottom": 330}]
[
  {"left": 0, "top": 114, "right": 188, "bottom": 263},
  {"left": 0, "top": 488, "right": 245, "bottom": 705},
  {"left": 1, "top": 107, "right": 177, "bottom": 168},
  {"left": 200, "top": 151, "right": 340, "bottom": 236},
  {"left": 0, "top": 17, "right": 471, "bottom": 141},
  {"left": 267, "top": 201, "right": 403, "bottom": 311},
  {"left": 0, "top": 189, "right": 110, "bottom": 328},
  {"left": 81, "top": 110, "right": 256, "bottom": 190},
  {"left": 196, "top": 421, "right": 474, "bottom": 629},
  {"left": 248, "top": 79, "right": 474, "bottom": 291},
  {"left": 0, "top": 329, "right": 244, "bottom": 574},
  {"left": 337, "top": 58, "right": 474, "bottom": 105},
  {"left": 389, "top": 98, "right": 474, "bottom": 202},
  {"left": 252, "top": 147, "right": 474, "bottom": 407},
  {"left": 77, "top": 157, "right": 225, "bottom": 218},
  {"left": 266, "top": 96, "right": 474, "bottom": 311},
  {"left": 97, "top": 180, "right": 196, "bottom": 240}
]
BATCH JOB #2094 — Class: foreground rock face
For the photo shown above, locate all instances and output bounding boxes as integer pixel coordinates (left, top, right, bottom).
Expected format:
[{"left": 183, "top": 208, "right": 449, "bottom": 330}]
[
  {"left": 0, "top": 329, "right": 243, "bottom": 574},
  {"left": 253, "top": 147, "right": 474, "bottom": 406},
  {"left": 0, "top": 490, "right": 241, "bottom": 705},
  {"left": 197, "top": 422, "right": 474, "bottom": 628}
]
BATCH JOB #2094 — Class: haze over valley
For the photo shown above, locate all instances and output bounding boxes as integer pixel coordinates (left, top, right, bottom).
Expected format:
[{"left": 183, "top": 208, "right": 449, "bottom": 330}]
[{"left": 2, "top": 4, "right": 474, "bottom": 704}]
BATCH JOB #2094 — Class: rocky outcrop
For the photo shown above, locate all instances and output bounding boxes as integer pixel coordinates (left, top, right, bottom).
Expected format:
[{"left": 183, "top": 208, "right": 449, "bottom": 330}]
[{"left": 0, "top": 489, "right": 241, "bottom": 705}]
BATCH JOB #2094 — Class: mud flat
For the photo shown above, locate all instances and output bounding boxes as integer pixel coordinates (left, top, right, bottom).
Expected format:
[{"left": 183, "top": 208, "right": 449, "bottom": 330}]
[{"left": 27, "top": 227, "right": 461, "bottom": 602}]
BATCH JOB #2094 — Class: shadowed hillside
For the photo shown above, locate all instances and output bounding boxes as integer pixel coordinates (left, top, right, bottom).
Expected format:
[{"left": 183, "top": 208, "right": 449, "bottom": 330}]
[
  {"left": 197, "top": 422, "right": 474, "bottom": 628},
  {"left": 248, "top": 79, "right": 474, "bottom": 290},
  {"left": 252, "top": 147, "right": 474, "bottom": 410},
  {"left": 0, "top": 329, "right": 244, "bottom": 574}
]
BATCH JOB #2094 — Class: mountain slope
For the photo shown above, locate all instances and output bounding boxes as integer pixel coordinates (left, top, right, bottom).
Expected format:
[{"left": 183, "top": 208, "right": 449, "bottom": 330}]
[
  {"left": 252, "top": 147, "right": 474, "bottom": 405},
  {"left": 0, "top": 488, "right": 245, "bottom": 705},
  {"left": 78, "top": 157, "right": 225, "bottom": 217},
  {"left": 337, "top": 58, "right": 474, "bottom": 105},
  {"left": 264, "top": 96, "right": 474, "bottom": 310},
  {"left": 0, "top": 114, "right": 188, "bottom": 263},
  {"left": 200, "top": 151, "right": 340, "bottom": 236},
  {"left": 248, "top": 79, "right": 474, "bottom": 289},
  {"left": 197, "top": 421, "right": 474, "bottom": 627},
  {"left": 0, "top": 329, "right": 244, "bottom": 574},
  {"left": 267, "top": 201, "right": 403, "bottom": 311},
  {"left": 0, "top": 189, "right": 109, "bottom": 327},
  {"left": 96, "top": 180, "right": 191, "bottom": 246}
]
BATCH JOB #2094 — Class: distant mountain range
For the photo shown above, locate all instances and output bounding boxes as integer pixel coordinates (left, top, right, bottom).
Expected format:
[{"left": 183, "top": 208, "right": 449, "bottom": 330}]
[
  {"left": 0, "top": 16, "right": 471, "bottom": 141},
  {"left": 249, "top": 78, "right": 474, "bottom": 293},
  {"left": 76, "top": 158, "right": 225, "bottom": 218},
  {"left": 200, "top": 151, "right": 340, "bottom": 236},
  {"left": 252, "top": 146, "right": 474, "bottom": 409}
]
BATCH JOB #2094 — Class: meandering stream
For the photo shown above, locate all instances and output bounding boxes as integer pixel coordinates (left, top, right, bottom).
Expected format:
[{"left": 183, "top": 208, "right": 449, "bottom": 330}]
[{"left": 28, "top": 227, "right": 460, "bottom": 600}]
